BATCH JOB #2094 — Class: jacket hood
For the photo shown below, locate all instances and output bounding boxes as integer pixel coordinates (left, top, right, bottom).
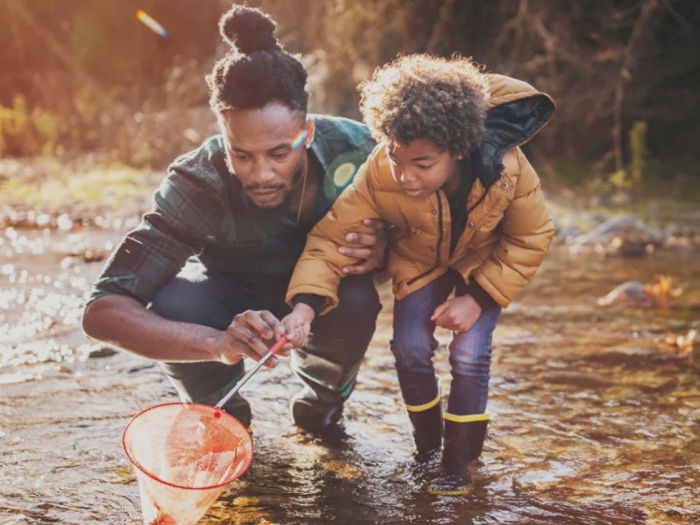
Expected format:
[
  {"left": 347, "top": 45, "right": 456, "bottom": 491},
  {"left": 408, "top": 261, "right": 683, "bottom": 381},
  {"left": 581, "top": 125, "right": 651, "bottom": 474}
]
[{"left": 473, "top": 74, "right": 555, "bottom": 188}]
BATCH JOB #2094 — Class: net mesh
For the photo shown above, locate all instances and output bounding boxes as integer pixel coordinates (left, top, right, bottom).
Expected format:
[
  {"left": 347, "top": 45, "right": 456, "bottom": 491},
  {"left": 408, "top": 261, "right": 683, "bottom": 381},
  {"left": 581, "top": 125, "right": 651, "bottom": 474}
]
[{"left": 123, "top": 402, "right": 253, "bottom": 525}]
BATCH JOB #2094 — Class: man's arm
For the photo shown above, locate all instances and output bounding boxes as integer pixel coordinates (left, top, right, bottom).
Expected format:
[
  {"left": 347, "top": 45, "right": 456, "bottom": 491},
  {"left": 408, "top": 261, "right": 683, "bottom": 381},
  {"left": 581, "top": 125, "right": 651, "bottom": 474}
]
[
  {"left": 82, "top": 166, "right": 289, "bottom": 366},
  {"left": 82, "top": 295, "right": 288, "bottom": 367}
]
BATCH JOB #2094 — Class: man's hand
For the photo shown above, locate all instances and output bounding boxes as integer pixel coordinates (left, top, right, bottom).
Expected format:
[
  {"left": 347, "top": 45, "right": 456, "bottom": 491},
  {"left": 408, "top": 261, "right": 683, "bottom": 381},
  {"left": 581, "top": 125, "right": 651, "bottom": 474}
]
[
  {"left": 281, "top": 303, "right": 315, "bottom": 349},
  {"left": 217, "top": 310, "right": 290, "bottom": 367},
  {"left": 430, "top": 294, "right": 482, "bottom": 333},
  {"left": 338, "top": 218, "right": 388, "bottom": 275}
]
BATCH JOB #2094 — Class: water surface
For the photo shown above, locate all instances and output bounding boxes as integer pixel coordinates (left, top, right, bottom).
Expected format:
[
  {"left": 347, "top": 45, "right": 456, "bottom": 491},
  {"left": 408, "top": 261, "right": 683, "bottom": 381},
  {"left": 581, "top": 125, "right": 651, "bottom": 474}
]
[{"left": 1, "top": 227, "right": 698, "bottom": 524}]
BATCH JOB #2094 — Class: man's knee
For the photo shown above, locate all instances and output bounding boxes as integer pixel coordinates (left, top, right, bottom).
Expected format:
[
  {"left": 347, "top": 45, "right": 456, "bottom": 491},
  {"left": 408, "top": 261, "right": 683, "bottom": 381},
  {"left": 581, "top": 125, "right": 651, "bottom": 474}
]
[
  {"left": 309, "top": 274, "right": 380, "bottom": 359},
  {"left": 334, "top": 274, "right": 381, "bottom": 323},
  {"left": 151, "top": 279, "right": 196, "bottom": 319},
  {"left": 150, "top": 278, "right": 230, "bottom": 329}
]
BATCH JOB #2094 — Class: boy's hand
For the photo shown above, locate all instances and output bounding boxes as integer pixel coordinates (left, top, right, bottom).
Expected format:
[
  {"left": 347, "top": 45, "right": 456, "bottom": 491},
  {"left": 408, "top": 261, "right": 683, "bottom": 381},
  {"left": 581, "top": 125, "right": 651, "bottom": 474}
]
[
  {"left": 281, "top": 303, "right": 316, "bottom": 349},
  {"left": 430, "top": 294, "right": 481, "bottom": 333}
]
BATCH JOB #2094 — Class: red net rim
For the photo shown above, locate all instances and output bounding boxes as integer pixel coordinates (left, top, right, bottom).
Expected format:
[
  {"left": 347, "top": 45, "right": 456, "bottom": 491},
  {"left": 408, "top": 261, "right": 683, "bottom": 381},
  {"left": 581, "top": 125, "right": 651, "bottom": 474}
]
[{"left": 122, "top": 402, "right": 254, "bottom": 491}]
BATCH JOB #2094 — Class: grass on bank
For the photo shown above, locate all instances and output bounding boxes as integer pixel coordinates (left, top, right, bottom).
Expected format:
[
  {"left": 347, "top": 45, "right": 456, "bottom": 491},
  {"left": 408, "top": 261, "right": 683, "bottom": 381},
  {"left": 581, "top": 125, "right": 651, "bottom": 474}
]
[
  {"left": 1, "top": 152, "right": 699, "bottom": 234},
  {"left": 0, "top": 156, "right": 161, "bottom": 224}
]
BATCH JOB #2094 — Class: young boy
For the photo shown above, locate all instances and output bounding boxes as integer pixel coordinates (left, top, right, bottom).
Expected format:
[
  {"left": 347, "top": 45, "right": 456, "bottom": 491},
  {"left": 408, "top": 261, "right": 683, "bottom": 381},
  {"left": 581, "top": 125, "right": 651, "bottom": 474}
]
[{"left": 282, "top": 54, "right": 555, "bottom": 494}]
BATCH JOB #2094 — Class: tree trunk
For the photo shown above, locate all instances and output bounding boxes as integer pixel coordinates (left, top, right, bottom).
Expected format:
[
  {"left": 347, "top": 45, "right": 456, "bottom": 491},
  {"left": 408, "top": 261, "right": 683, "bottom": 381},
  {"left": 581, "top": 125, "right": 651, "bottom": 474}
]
[{"left": 612, "top": 0, "right": 663, "bottom": 172}]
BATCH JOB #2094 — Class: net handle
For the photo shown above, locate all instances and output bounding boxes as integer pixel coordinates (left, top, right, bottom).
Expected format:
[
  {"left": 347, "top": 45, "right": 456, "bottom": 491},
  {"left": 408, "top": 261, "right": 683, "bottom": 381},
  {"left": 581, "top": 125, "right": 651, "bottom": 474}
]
[{"left": 215, "top": 336, "right": 288, "bottom": 409}]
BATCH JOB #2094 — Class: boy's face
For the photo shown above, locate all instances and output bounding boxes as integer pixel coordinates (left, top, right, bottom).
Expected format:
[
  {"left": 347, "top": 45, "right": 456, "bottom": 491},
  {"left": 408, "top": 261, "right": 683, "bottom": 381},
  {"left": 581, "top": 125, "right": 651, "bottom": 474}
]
[{"left": 387, "top": 139, "right": 461, "bottom": 199}]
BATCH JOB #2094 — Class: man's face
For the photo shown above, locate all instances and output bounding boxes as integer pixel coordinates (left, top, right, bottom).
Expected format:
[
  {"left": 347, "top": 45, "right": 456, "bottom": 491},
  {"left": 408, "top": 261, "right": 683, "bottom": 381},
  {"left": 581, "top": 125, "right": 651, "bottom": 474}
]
[{"left": 220, "top": 103, "right": 313, "bottom": 209}]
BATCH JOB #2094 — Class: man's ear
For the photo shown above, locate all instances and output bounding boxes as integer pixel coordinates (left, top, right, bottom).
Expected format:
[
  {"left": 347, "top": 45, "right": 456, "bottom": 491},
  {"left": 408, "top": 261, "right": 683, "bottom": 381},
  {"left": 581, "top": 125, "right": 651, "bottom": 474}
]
[{"left": 304, "top": 118, "right": 316, "bottom": 148}]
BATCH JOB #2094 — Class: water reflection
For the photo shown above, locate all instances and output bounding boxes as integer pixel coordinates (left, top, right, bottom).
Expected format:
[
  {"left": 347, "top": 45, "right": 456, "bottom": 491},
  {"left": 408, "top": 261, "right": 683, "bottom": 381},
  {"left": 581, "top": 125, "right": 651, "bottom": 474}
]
[{"left": 0, "top": 228, "right": 698, "bottom": 524}]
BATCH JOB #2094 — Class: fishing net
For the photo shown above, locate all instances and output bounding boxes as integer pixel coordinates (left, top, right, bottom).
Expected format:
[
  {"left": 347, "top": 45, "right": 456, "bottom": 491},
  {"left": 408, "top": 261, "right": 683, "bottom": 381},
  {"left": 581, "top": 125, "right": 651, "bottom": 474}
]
[{"left": 123, "top": 402, "right": 253, "bottom": 525}]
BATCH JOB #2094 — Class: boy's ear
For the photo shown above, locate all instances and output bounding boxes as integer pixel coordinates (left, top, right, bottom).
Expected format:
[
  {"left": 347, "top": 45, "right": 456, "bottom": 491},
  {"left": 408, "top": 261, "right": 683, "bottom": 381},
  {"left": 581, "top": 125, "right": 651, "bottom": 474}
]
[{"left": 304, "top": 118, "right": 316, "bottom": 148}]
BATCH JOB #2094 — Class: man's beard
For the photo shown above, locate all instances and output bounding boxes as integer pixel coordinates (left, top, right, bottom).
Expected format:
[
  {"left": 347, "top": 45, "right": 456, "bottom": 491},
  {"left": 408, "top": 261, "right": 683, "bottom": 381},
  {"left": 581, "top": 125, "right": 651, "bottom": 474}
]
[
  {"left": 226, "top": 154, "right": 306, "bottom": 209},
  {"left": 243, "top": 182, "right": 286, "bottom": 192}
]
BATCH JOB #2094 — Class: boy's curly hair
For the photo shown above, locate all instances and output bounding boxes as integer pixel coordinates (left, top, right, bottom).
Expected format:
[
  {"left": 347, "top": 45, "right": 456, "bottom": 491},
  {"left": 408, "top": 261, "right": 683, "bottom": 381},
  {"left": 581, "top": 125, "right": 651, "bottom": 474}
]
[{"left": 359, "top": 54, "right": 489, "bottom": 157}]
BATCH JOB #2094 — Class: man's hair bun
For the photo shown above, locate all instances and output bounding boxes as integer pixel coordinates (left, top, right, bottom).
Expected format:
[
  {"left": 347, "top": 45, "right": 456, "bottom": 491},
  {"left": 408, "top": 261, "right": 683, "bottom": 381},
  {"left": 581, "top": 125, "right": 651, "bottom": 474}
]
[
  {"left": 220, "top": 5, "right": 281, "bottom": 54},
  {"left": 209, "top": 3, "right": 308, "bottom": 112}
]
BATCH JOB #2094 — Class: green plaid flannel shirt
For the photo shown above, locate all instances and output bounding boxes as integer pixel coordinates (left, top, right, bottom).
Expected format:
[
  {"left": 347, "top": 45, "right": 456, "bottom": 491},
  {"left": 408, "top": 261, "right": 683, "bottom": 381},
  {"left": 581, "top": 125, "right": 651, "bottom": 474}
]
[{"left": 88, "top": 115, "right": 375, "bottom": 305}]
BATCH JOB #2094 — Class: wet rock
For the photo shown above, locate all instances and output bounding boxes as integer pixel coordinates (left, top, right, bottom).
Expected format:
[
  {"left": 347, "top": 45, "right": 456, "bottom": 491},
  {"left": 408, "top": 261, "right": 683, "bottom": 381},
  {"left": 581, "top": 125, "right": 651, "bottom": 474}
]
[
  {"left": 570, "top": 213, "right": 664, "bottom": 257},
  {"left": 597, "top": 281, "right": 647, "bottom": 307},
  {"left": 598, "top": 275, "right": 682, "bottom": 310},
  {"left": 88, "top": 347, "right": 117, "bottom": 359},
  {"left": 557, "top": 224, "right": 582, "bottom": 239},
  {"left": 574, "top": 213, "right": 656, "bottom": 241},
  {"left": 127, "top": 363, "right": 156, "bottom": 373},
  {"left": 82, "top": 248, "right": 108, "bottom": 262}
]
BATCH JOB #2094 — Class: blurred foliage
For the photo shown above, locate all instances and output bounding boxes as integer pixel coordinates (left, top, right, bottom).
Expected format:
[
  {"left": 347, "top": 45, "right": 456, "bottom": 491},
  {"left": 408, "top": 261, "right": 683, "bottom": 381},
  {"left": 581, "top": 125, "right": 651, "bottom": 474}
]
[
  {"left": 0, "top": 90, "right": 101, "bottom": 157},
  {"left": 0, "top": 0, "right": 698, "bottom": 182},
  {"left": 629, "top": 120, "right": 648, "bottom": 185},
  {"left": 0, "top": 95, "right": 59, "bottom": 156},
  {"left": 608, "top": 121, "right": 649, "bottom": 192}
]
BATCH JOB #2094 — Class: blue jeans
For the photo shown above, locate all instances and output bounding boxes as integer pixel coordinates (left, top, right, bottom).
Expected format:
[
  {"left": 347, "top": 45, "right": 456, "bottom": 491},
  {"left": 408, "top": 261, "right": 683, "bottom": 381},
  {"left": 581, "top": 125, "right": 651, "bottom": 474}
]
[
  {"left": 149, "top": 262, "right": 380, "bottom": 424},
  {"left": 390, "top": 270, "right": 501, "bottom": 416}
]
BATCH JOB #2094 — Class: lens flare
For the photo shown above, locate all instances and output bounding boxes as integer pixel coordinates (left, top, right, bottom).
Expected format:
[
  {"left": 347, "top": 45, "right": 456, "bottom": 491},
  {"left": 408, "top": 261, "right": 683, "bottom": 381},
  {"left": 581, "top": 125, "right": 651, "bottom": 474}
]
[
  {"left": 290, "top": 129, "right": 307, "bottom": 150},
  {"left": 136, "top": 9, "right": 168, "bottom": 38}
]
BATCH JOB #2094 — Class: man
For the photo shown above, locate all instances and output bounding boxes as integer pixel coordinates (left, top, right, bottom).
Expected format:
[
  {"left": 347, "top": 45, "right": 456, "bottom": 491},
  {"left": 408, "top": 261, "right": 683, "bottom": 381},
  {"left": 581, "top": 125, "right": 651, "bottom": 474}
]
[{"left": 82, "top": 4, "right": 384, "bottom": 432}]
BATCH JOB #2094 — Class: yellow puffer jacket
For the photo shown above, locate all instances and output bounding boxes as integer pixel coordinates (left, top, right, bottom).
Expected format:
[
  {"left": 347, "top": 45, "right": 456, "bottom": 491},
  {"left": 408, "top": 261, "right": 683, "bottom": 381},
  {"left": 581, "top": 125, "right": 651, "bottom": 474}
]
[{"left": 287, "top": 74, "right": 555, "bottom": 314}]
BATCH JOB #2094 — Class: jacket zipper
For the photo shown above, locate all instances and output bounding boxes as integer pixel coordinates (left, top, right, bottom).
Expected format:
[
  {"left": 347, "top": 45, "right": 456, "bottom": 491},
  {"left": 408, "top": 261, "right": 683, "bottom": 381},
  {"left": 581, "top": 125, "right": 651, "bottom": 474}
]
[{"left": 406, "top": 192, "right": 443, "bottom": 285}]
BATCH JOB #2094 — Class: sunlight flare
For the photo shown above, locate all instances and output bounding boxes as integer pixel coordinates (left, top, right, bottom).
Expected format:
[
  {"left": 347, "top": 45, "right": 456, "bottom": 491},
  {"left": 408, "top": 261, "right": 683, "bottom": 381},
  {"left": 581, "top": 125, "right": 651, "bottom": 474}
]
[{"left": 136, "top": 9, "right": 168, "bottom": 38}]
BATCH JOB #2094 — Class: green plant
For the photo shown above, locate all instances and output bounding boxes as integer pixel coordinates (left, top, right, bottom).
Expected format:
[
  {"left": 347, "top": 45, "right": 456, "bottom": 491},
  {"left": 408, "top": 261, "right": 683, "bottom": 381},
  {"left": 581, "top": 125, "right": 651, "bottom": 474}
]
[
  {"left": 0, "top": 94, "right": 61, "bottom": 157},
  {"left": 629, "top": 120, "right": 648, "bottom": 185}
]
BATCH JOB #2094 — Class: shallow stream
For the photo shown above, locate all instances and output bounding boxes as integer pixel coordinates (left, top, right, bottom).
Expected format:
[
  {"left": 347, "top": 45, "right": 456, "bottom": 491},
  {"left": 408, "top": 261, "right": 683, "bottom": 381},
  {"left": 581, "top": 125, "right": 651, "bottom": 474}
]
[{"left": 1, "top": 226, "right": 698, "bottom": 524}]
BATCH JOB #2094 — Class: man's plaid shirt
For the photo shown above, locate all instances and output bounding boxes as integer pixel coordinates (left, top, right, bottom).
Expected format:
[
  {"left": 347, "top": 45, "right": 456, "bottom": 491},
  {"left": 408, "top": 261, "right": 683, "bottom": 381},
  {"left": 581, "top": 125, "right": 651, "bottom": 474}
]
[{"left": 88, "top": 115, "right": 375, "bottom": 305}]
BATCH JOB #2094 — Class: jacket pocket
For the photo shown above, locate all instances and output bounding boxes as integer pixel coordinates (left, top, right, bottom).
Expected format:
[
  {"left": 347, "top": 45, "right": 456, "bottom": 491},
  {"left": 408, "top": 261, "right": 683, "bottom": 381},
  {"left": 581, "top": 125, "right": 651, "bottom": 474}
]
[{"left": 393, "top": 226, "right": 433, "bottom": 261}]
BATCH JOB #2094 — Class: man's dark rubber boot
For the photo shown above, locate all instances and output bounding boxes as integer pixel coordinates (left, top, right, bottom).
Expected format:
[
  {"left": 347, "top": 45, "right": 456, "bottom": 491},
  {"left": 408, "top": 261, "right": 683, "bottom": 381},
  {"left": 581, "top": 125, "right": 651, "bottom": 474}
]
[
  {"left": 291, "top": 385, "right": 344, "bottom": 431},
  {"left": 290, "top": 349, "right": 359, "bottom": 436},
  {"left": 406, "top": 400, "right": 443, "bottom": 459},
  {"left": 429, "top": 414, "right": 489, "bottom": 496}
]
